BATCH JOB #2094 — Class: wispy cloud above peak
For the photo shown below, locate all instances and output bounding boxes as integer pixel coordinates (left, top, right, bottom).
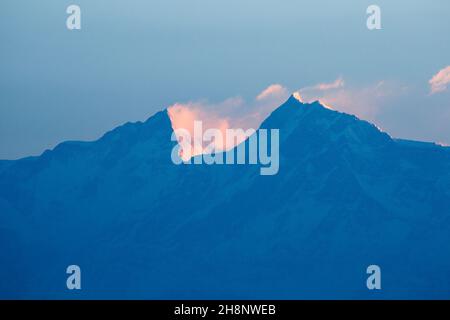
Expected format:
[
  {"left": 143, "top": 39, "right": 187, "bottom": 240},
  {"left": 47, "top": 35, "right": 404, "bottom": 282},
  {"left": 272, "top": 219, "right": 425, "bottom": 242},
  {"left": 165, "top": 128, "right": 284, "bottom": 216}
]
[
  {"left": 429, "top": 66, "right": 450, "bottom": 94},
  {"left": 300, "top": 77, "right": 345, "bottom": 94},
  {"left": 256, "top": 84, "right": 288, "bottom": 101}
]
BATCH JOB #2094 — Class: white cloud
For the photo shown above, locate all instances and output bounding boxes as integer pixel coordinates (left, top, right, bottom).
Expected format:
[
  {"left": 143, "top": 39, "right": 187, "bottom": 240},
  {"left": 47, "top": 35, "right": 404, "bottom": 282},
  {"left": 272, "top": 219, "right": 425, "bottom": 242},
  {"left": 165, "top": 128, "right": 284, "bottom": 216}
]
[{"left": 429, "top": 66, "right": 450, "bottom": 94}]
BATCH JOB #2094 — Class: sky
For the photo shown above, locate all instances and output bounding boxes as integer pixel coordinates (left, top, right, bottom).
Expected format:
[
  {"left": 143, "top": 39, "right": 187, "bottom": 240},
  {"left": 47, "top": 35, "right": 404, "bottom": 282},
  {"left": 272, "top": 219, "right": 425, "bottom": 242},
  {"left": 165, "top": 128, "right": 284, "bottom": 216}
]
[{"left": 1, "top": 0, "right": 450, "bottom": 159}]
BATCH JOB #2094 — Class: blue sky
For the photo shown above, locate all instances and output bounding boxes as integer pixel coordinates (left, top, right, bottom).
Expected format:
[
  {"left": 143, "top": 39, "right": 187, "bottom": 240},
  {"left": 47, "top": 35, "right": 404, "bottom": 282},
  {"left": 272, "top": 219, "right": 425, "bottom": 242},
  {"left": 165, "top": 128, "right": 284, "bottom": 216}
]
[{"left": 1, "top": 0, "right": 450, "bottom": 159}]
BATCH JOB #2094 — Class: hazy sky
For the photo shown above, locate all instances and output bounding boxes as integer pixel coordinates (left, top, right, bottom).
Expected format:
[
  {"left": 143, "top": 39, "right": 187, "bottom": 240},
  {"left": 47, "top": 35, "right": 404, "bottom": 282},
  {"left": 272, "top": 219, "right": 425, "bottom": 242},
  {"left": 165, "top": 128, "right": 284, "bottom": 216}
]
[{"left": 1, "top": 0, "right": 450, "bottom": 159}]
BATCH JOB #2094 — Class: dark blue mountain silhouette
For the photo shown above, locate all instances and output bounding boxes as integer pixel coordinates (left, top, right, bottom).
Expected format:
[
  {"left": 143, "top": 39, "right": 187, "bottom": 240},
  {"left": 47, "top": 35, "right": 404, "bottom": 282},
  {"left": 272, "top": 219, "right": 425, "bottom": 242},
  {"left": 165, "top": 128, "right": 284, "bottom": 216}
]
[{"left": 1, "top": 95, "right": 450, "bottom": 299}]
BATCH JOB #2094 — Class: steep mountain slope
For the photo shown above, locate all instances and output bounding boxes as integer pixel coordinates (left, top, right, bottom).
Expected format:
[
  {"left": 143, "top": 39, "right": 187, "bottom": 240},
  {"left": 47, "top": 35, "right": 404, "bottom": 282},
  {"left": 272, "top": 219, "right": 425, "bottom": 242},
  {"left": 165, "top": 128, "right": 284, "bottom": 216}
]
[{"left": 1, "top": 95, "right": 450, "bottom": 299}]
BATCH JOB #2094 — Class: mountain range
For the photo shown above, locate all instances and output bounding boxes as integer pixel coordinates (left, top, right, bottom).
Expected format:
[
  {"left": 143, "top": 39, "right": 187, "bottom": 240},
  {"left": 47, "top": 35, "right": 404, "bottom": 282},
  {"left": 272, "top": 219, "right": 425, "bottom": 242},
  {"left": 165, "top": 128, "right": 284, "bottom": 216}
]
[{"left": 1, "top": 94, "right": 450, "bottom": 299}]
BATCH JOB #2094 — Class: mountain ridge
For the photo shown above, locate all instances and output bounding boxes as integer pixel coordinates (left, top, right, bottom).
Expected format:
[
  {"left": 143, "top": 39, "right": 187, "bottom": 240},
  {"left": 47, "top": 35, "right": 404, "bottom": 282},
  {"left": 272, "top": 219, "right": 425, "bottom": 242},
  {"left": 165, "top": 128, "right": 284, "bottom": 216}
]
[
  {"left": 1, "top": 95, "right": 450, "bottom": 299},
  {"left": 3, "top": 94, "right": 448, "bottom": 163}
]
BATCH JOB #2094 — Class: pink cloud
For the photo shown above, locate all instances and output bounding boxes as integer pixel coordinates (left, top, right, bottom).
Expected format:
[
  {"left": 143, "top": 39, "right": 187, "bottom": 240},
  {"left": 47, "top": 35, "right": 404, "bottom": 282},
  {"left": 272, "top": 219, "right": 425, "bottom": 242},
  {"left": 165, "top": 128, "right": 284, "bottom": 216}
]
[
  {"left": 167, "top": 101, "right": 233, "bottom": 156},
  {"left": 167, "top": 84, "right": 289, "bottom": 156},
  {"left": 256, "top": 84, "right": 289, "bottom": 101},
  {"left": 429, "top": 66, "right": 450, "bottom": 94}
]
